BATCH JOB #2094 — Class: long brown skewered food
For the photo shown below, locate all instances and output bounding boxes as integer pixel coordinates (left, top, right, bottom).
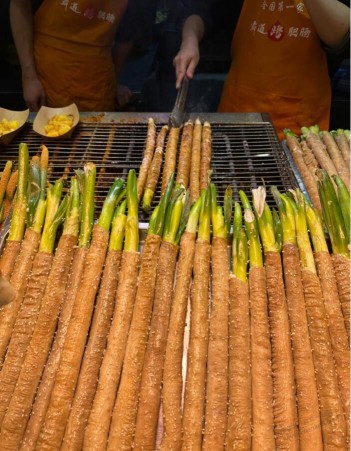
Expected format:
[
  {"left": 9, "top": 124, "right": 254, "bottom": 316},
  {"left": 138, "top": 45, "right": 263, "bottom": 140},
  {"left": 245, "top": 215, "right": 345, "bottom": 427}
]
[
  {"left": 250, "top": 266, "right": 275, "bottom": 450},
  {"left": 203, "top": 188, "right": 230, "bottom": 450},
  {"left": 36, "top": 179, "right": 123, "bottom": 450},
  {"left": 21, "top": 247, "right": 88, "bottom": 451},
  {"left": 133, "top": 241, "right": 179, "bottom": 450},
  {"left": 284, "top": 131, "right": 321, "bottom": 212},
  {"left": 181, "top": 187, "right": 211, "bottom": 450},
  {"left": 320, "top": 131, "right": 350, "bottom": 190},
  {"left": 134, "top": 191, "right": 185, "bottom": 450},
  {"left": 0, "top": 177, "right": 66, "bottom": 427},
  {"left": 253, "top": 189, "right": 299, "bottom": 450},
  {"left": 107, "top": 234, "right": 161, "bottom": 450},
  {"left": 294, "top": 192, "right": 347, "bottom": 448},
  {"left": 137, "top": 117, "right": 156, "bottom": 200},
  {"left": 107, "top": 176, "right": 174, "bottom": 450},
  {"left": 239, "top": 194, "right": 275, "bottom": 451},
  {"left": 333, "top": 129, "right": 350, "bottom": 166},
  {"left": 22, "top": 162, "right": 95, "bottom": 451},
  {"left": 272, "top": 191, "right": 322, "bottom": 450},
  {"left": 176, "top": 120, "right": 193, "bottom": 188},
  {"left": 200, "top": 121, "right": 211, "bottom": 191},
  {"left": 142, "top": 125, "right": 169, "bottom": 212},
  {"left": 62, "top": 182, "right": 124, "bottom": 451},
  {"left": 159, "top": 199, "right": 201, "bottom": 451},
  {"left": 84, "top": 252, "right": 140, "bottom": 451},
  {"left": 189, "top": 118, "right": 202, "bottom": 205},
  {"left": 84, "top": 181, "right": 140, "bottom": 451},
  {"left": 300, "top": 140, "right": 318, "bottom": 177},
  {"left": 0, "top": 229, "right": 40, "bottom": 363},
  {"left": 0, "top": 231, "right": 77, "bottom": 450},
  {"left": 161, "top": 127, "right": 180, "bottom": 195},
  {"left": 302, "top": 127, "right": 338, "bottom": 181}
]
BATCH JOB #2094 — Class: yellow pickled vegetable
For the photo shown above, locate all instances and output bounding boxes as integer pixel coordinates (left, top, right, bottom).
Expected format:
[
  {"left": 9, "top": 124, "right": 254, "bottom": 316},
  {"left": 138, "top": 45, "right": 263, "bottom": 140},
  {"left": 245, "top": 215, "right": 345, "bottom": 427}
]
[
  {"left": 45, "top": 114, "right": 74, "bottom": 137},
  {"left": 0, "top": 119, "right": 20, "bottom": 136}
]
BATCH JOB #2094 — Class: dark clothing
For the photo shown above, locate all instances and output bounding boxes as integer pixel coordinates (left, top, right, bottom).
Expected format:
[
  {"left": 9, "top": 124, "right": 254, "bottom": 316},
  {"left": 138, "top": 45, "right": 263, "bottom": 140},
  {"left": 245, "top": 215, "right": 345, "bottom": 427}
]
[{"left": 116, "top": 0, "right": 211, "bottom": 46}]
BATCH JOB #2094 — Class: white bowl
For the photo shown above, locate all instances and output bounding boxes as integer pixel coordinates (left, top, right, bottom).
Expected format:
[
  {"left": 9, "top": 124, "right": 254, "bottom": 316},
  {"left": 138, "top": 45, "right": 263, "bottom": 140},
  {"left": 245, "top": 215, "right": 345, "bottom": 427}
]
[
  {"left": 0, "top": 107, "right": 29, "bottom": 146},
  {"left": 33, "top": 103, "right": 79, "bottom": 139}
]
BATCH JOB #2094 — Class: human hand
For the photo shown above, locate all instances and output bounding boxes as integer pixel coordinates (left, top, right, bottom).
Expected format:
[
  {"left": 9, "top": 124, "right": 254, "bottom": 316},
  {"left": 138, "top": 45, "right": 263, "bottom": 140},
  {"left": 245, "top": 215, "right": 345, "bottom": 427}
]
[
  {"left": 115, "top": 84, "right": 133, "bottom": 109},
  {"left": 173, "top": 35, "right": 200, "bottom": 89},
  {"left": 22, "top": 75, "right": 46, "bottom": 111}
]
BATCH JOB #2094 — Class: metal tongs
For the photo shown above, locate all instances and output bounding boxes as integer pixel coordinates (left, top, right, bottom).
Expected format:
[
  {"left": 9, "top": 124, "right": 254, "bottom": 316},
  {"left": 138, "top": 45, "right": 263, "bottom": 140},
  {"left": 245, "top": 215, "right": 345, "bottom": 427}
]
[{"left": 169, "top": 76, "right": 190, "bottom": 128}]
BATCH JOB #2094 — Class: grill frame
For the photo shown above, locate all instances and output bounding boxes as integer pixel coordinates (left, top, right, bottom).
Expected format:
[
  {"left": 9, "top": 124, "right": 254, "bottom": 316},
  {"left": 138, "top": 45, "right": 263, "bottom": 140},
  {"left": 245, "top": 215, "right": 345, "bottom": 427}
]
[{"left": 0, "top": 112, "right": 301, "bottom": 228}]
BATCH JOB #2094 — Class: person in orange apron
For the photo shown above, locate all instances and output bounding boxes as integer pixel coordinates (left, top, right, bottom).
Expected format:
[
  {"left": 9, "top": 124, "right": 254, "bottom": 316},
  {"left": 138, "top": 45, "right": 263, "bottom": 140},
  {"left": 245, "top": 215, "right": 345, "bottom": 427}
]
[
  {"left": 10, "top": 0, "right": 128, "bottom": 111},
  {"left": 174, "top": 0, "right": 350, "bottom": 140}
]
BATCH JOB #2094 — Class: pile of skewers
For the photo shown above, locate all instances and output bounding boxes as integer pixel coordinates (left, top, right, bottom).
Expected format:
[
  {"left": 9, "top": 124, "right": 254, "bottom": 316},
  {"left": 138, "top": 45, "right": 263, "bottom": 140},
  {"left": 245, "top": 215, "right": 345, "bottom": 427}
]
[
  {"left": 0, "top": 118, "right": 349, "bottom": 451},
  {"left": 284, "top": 126, "right": 350, "bottom": 212}
]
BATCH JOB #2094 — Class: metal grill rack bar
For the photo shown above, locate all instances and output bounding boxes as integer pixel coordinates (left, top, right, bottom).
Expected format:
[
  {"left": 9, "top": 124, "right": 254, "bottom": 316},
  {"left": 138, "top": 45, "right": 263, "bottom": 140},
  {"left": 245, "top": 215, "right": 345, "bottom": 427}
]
[{"left": 0, "top": 112, "right": 299, "bottom": 222}]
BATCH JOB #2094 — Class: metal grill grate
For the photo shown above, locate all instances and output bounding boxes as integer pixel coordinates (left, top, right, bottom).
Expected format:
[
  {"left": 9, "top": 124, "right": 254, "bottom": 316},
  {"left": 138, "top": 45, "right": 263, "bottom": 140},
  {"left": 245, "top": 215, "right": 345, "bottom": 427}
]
[{"left": 0, "top": 113, "right": 298, "bottom": 221}]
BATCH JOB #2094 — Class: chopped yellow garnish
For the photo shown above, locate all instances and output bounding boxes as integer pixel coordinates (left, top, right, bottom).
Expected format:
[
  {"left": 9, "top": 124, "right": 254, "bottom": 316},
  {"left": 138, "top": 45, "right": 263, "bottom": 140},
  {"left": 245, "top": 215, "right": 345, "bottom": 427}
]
[
  {"left": 44, "top": 114, "right": 74, "bottom": 137},
  {"left": 0, "top": 119, "right": 20, "bottom": 137}
]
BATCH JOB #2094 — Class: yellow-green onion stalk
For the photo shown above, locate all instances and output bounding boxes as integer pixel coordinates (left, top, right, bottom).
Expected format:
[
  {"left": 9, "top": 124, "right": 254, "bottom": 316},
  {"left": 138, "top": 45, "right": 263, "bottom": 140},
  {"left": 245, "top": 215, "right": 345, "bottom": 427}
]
[
  {"left": 78, "top": 162, "right": 96, "bottom": 248},
  {"left": 124, "top": 169, "right": 138, "bottom": 252},
  {"left": 317, "top": 170, "right": 349, "bottom": 258},
  {"left": 148, "top": 173, "right": 175, "bottom": 237},
  {"left": 239, "top": 190, "right": 263, "bottom": 269},
  {"left": 252, "top": 186, "right": 278, "bottom": 254},
  {"left": 9, "top": 143, "right": 29, "bottom": 241},
  {"left": 97, "top": 178, "right": 125, "bottom": 233}
]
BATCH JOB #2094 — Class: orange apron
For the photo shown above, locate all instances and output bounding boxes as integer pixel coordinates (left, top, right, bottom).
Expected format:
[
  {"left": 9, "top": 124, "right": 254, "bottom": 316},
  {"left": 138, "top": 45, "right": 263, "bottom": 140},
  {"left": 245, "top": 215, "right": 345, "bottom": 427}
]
[
  {"left": 34, "top": 0, "right": 127, "bottom": 110},
  {"left": 218, "top": 0, "right": 331, "bottom": 140}
]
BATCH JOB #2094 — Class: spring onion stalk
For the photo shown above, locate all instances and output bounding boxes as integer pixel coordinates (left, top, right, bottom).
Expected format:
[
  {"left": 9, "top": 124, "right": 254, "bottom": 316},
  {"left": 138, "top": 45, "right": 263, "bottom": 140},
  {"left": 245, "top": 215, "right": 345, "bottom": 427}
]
[
  {"left": 224, "top": 186, "right": 233, "bottom": 236},
  {"left": 317, "top": 170, "right": 348, "bottom": 257},
  {"left": 175, "top": 189, "right": 190, "bottom": 244},
  {"left": 231, "top": 200, "right": 246, "bottom": 280},
  {"left": 27, "top": 156, "right": 41, "bottom": 228},
  {"left": 124, "top": 169, "right": 139, "bottom": 252},
  {"left": 185, "top": 196, "right": 202, "bottom": 234},
  {"left": 343, "top": 129, "right": 350, "bottom": 141},
  {"left": 63, "top": 177, "right": 80, "bottom": 238},
  {"left": 109, "top": 200, "right": 127, "bottom": 252},
  {"left": 149, "top": 205, "right": 159, "bottom": 234},
  {"left": 211, "top": 183, "right": 227, "bottom": 239},
  {"left": 273, "top": 209, "right": 283, "bottom": 253},
  {"left": 234, "top": 229, "right": 249, "bottom": 282},
  {"left": 332, "top": 175, "right": 350, "bottom": 245},
  {"left": 239, "top": 190, "right": 263, "bottom": 269},
  {"left": 78, "top": 162, "right": 96, "bottom": 248},
  {"left": 31, "top": 145, "right": 49, "bottom": 235},
  {"left": 252, "top": 186, "right": 277, "bottom": 254},
  {"left": 271, "top": 186, "right": 296, "bottom": 246},
  {"left": 293, "top": 190, "right": 317, "bottom": 273},
  {"left": 9, "top": 143, "right": 29, "bottom": 241},
  {"left": 163, "top": 187, "right": 184, "bottom": 240},
  {"left": 163, "top": 193, "right": 184, "bottom": 245},
  {"left": 149, "top": 173, "right": 175, "bottom": 236},
  {"left": 305, "top": 202, "right": 329, "bottom": 253},
  {"left": 97, "top": 178, "right": 124, "bottom": 232},
  {"left": 38, "top": 179, "right": 64, "bottom": 253},
  {"left": 198, "top": 184, "right": 211, "bottom": 242}
]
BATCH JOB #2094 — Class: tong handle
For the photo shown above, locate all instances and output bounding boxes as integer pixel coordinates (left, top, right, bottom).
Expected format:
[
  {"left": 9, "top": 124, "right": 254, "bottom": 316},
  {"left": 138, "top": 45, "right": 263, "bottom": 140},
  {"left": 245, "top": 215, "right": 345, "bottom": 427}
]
[{"left": 175, "top": 76, "right": 189, "bottom": 112}]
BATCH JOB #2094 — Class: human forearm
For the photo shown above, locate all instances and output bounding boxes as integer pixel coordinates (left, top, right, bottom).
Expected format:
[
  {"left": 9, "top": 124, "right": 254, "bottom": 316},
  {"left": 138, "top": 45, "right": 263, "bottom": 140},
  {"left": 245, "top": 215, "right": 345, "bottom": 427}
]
[
  {"left": 174, "top": 15, "right": 205, "bottom": 88},
  {"left": 304, "top": 0, "right": 350, "bottom": 48},
  {"left": 10, "top": 0, "right": 37, "bottom": 78}
]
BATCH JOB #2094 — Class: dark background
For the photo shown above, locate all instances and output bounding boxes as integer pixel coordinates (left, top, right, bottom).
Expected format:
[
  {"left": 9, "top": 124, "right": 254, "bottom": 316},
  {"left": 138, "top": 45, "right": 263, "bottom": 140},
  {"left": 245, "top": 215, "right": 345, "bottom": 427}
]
[{"left": 0, "top": 0, "right": 349, "bottom": 130}]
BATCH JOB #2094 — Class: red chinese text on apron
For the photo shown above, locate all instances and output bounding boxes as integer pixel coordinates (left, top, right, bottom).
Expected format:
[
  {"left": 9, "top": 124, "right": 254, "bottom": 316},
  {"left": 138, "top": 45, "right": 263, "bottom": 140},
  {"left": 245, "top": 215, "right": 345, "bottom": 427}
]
[
  {"left": 218, "top": 0, "right": 331, "bottom": 140},
  {"left": 34, "top": 0, "right": 127, "bottom": 110}
]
